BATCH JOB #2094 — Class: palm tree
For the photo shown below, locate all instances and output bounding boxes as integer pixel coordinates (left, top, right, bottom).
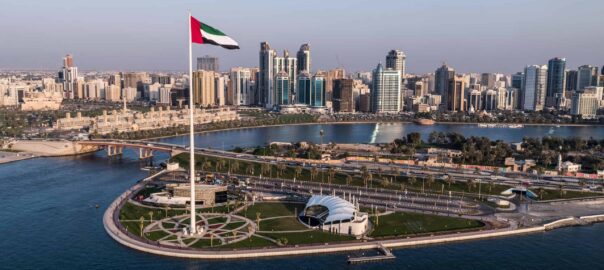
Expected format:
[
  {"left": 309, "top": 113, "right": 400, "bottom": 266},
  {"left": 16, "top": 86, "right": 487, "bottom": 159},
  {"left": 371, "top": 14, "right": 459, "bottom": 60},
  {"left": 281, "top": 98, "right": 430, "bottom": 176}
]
[
  {"left": 327, "top": 168, "right": 336, "bottom": 184},
  {"left": 537, "top": 187, "right": 545, "bottom": 200},
  {"left": 310, "top": 167, "right": 319, "bottom": 181},
  {"left": 445, "top": 174, "right": 454, "bottom": 189},
  {"left": 408, "top": 175, "right": 417, "bottom": 187},
  {"left": 138, "top": 216, "right": 145, "bottom": 237},
  {"left": 231, "top": 160, "right": 240, "bottom": 173},
  {"left": 148, "top": 211, "right": 154, "bottom": 222},
  {"left": 579, "top": 179, "right": 587, "bottom": 193},
  {"left": 346, "top": 174, "right": 353, "bottom": 186},
  {"left": 362, "top": 171, "right": 371, "bottom": 188},
  {"left": 261, "top": 163, "right": 271, "bottom": 176},
  {"left": 276, "top": 163, "right": 286, "bottom": 177},
  {"left": 217, "top": 159, "right": 226, "bottom": 172},
  {"left": 427, "top": 174, "right": 435, "bottom": 188},
  {"left": 246, "top": 164, "right": 254, "bottom": 175},
  {"left": 295, "top": 165, "right": 303, "bottom": 179},
  {"left": 467, "top": 178, "right": 475, "bottom": 192}
]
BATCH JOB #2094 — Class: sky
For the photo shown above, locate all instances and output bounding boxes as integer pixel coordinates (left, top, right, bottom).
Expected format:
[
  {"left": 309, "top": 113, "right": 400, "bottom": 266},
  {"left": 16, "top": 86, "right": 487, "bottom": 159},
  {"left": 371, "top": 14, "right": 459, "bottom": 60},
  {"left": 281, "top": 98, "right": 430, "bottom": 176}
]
[{"left": 1, "top": 0, "right": 603, "bottom": 74}]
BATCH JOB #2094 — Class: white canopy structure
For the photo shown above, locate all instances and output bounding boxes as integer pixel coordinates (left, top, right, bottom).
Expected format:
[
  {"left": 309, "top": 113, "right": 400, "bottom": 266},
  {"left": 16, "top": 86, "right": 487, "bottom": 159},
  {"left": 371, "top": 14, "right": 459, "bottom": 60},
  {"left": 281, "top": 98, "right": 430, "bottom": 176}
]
[
  {"left": 301, "top": 195, "right": 368, "bottom": 236},
  {"left": 305, "top": 195, "right": 357, "bottom": 224}
]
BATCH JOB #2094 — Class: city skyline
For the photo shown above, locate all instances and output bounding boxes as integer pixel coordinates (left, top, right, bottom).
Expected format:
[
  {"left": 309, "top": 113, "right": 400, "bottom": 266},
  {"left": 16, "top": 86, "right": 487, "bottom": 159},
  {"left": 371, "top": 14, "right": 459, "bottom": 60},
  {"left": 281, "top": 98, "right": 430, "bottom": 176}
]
[{"left": 1, "top": 0, "right": 603, "bottom": 73}]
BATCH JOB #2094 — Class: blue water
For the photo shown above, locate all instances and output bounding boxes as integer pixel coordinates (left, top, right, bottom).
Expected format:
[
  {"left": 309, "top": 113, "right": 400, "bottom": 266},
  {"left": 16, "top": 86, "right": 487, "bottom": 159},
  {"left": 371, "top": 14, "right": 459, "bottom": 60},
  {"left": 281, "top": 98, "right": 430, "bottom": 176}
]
[
  {"left": 2, "top": 123, "right": 604, "bottom": 269},
  {"left": 156, "top": 123, "right": 604, "bottom": 149}
]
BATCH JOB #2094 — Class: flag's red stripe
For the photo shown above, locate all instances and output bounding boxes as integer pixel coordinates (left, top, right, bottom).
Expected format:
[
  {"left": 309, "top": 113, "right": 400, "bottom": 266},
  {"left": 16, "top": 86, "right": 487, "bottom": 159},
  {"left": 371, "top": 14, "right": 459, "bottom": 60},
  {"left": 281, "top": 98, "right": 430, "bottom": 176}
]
[{"left": 190, "top": 16, "right": 203, "bottom": 44}]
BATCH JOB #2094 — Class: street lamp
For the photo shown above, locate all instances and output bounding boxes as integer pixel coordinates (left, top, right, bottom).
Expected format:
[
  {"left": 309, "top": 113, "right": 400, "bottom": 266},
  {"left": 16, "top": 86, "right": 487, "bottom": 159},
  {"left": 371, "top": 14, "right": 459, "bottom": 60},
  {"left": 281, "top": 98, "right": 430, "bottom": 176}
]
[{"left": 320, "top": 129, "right": 324, "bottom": 183}]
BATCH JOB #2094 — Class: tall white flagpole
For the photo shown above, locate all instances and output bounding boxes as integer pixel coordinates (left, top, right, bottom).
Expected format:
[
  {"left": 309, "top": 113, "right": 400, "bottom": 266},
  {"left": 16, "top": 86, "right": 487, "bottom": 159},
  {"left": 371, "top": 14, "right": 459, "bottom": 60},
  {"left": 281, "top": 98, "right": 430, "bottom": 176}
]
[{"left": 188, "top": 10, "right": 197, "bottom": 234}]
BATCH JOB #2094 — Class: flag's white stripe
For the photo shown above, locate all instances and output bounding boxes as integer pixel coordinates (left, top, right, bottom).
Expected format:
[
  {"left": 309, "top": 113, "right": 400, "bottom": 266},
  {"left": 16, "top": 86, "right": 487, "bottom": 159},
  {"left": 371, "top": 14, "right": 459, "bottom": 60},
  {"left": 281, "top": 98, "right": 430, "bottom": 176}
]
[{"left": 200, "top": 28, "right": 239, "bottom": 46}]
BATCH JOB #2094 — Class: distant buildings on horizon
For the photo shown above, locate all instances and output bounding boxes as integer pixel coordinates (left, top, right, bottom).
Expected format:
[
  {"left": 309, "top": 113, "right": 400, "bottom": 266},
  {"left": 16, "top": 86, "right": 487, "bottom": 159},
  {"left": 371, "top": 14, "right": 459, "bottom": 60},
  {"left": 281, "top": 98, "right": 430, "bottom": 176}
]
[{"left": 1, "top": 46, "right": 603, "bottom": 119}]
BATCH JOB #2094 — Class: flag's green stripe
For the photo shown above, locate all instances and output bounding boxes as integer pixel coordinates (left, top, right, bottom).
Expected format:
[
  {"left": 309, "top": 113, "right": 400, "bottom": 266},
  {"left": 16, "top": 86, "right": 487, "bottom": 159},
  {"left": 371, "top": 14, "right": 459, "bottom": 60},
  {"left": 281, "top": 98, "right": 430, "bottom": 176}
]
[{"left": 200, "top": 23, "right": 226, "bottom": 36}]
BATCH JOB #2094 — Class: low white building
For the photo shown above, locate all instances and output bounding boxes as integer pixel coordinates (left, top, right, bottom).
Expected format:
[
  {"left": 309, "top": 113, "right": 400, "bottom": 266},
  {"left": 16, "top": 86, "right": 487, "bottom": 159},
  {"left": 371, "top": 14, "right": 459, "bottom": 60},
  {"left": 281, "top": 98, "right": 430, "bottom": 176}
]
[
  {"left": 560, "top": 161, "right": 581, "bottom": 173},
  {"left": 300, "top": 195, "right": 368, "bottom": 237}
]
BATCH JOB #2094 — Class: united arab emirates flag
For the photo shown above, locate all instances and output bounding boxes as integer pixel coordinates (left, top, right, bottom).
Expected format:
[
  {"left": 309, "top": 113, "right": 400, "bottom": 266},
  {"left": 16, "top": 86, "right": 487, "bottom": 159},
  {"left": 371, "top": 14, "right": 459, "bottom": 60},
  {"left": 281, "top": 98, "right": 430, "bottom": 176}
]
[{"left": 190, "top": 16, "right": 239, "bottom": 49}]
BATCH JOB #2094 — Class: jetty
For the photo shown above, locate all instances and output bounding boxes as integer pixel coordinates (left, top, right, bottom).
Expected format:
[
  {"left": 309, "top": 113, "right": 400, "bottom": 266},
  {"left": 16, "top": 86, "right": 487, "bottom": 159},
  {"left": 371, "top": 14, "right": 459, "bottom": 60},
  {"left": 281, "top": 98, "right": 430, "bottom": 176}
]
[{"left": 347, "top": 243, "right": 396, "bottom": 264}]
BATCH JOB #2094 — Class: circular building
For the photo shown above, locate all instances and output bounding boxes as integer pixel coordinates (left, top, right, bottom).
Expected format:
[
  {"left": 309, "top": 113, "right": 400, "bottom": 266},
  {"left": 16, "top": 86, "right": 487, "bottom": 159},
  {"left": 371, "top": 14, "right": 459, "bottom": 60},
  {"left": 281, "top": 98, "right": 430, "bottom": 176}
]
[{"left": 299, "top": 195, "right": 368, "bottom": 236}]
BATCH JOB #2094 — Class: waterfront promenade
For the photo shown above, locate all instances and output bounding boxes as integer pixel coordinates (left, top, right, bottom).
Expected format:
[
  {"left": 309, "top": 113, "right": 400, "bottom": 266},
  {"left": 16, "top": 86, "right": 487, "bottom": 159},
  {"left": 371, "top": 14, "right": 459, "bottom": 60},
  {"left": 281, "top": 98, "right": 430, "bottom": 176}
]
[{"left": 103, "top": 170, "right": 604, "bottom": 259}]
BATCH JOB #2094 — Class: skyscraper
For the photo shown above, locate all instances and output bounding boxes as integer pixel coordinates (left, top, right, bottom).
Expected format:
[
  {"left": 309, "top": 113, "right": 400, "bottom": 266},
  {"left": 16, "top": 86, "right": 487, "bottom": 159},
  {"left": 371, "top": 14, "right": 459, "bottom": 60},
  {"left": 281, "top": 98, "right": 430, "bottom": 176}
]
[
  {"left": 196, "top": 55, "right": 219, "bottom": 72},
  {"left": 259, "top": 42, "right": 276, "bottom": 108},
  {"left": 59, "top": 54, "right": 78, "bottom": 99},
  {"left": 371, "top": 63, "right": 401, "bottom": 113},
  {"left": 511, "top": 72, "right": 524, "bottom": 90},
  {"left": 311, "top": 73, "right": 325, "bottom": 107},
  {"left": 435, "top": 63, "right": 455, "bottom": 100},
  {"left": 192, "top": 70, "right": 216, "bottom": 106},
  {"left": 324, "top": 68, "right": 346, "bottom": 102},
  {"left": 546, "top": 57, "right": 566, "bottom": 108},
  {"left": 385, "top": 50, "right": 406, "bottom": 76},
  {"left": 333, "top": 78, "right": 354, "bottom": 112},
  {"left": 283, "top": 50, "right": 297, "bottom": 103},
  {"left": 274, "top": 71, "right": 290, "bottom": 106},
  {"left": 565, "top": 70, "right": 578, "bottom": 92},
  {"left": 577, "top": 65, "right": 599, "bottom": 91},
  {"left": 229, "top": 67, "right": 253, "bottom": 106},
  {"left": 446, "top": 77, "right": 465, "bottom": 112},
  {"left": 522, "top": 65, "right": 548, "bottom": 111},
  {"left": 481, "top": 73, "right": 497, "bottom": 89},
  {"left": 297, "top": 71, "right": 311, "bottom": 105},
  {"left": 296, "top": 44, "right": 311, "bottom": 73}
]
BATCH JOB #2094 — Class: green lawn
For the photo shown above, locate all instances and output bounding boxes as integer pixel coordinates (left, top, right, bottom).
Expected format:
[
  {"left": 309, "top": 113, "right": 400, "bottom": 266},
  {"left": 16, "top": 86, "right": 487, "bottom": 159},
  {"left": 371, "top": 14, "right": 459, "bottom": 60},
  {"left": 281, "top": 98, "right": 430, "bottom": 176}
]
[
  {"left": 221, "top": 221, "right": 247, "bottom": 230},
  {"left": 207, "top": 216, "right": 228, "bottom": 224},
  {"left": 370, "top": 212, "right": 484, "bottom": 238},
  {"left": 259, "top": 217, "right": 308, "bottom": 231},
  {"left": 119, "top": 202, "right": 185, "bottom": 221},
  {"left": 537, "top": 189, "right": 602, "bottom": 201},
  {"left": 120, "top": 221, "right": 150, "bottom": 237},
  {"left": 260, "top": 231, "right": 355, "bottom": 245},
  {"left": 240, "top": 202, "right": 305, "bottom": 220},
  {"left": 145, "top": 230, "right": 170, "bottom": 241},
  {"left": 219, "top": 235, "right": 276, "bottom": 249}
]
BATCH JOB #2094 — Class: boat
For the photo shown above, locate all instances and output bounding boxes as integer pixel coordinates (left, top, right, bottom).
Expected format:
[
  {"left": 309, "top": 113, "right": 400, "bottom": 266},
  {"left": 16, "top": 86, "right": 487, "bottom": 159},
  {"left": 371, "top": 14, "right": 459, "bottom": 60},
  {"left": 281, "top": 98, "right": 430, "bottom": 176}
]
[{"left": 413, "top": 119, "right": 435, "bottom": 125}]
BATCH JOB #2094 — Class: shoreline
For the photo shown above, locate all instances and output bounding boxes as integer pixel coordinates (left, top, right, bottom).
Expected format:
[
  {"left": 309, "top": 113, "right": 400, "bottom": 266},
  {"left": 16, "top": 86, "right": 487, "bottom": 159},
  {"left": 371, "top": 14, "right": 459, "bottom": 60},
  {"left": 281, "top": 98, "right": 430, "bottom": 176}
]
[
  {"left": 0, "top": 151, "right": 37, "bottom": 164},
  {"left": 103, "top": 174, "right": 604, "bottom": 260}
]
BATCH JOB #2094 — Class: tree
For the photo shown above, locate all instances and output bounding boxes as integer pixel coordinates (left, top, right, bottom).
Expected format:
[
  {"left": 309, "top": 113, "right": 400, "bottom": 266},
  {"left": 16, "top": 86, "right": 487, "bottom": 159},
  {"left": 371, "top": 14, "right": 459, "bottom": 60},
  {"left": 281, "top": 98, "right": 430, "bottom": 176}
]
[
  {"left": 467, "top": 178, "right": 475, "bottom": 192},
  {"left": 277, "top": 163, "right": 286, "bottom": 177},
  {"left": 261, "top": 163, "right": 271, "bottom": 176},
  {"left": 310, "top": 167, "right": 319, "bottom": 181},
  {"left": 427, "top": 174, "right": 435, "bottom": 188},
  {"left": 148, "top": 211, "right": 154, "bottom": 222},
  {"left": 231, "top": 160, "right": 240, "bottom": 173},
  {"left": 295, "top": 165, "right": 303, "bottom": 179},
  {"left": 217, "top": 159, "right": 226, "bottom": 172},
  {"left": 246, "top": 163, "right": 254, "bottom": 175},
  {"left": 138, "top": 216, "right": 145, "bottom": 237},
  {"left": 445, "top": 174, "right": 454, "bottom": 188},
  {"left": 408, "top": 175, "right": 417, "bottom": 186},
  {"left": 327, "top": 168, "right": 336, "bottom": 184},
  {"left": 346, "top": 174, "right": 353, "bottom": 186},
  {"left": 537, "top": 187, "right": 545, "bottom": 200},
  {"left": 579, "top": 179, "right": 587, "bottom": 193}
]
